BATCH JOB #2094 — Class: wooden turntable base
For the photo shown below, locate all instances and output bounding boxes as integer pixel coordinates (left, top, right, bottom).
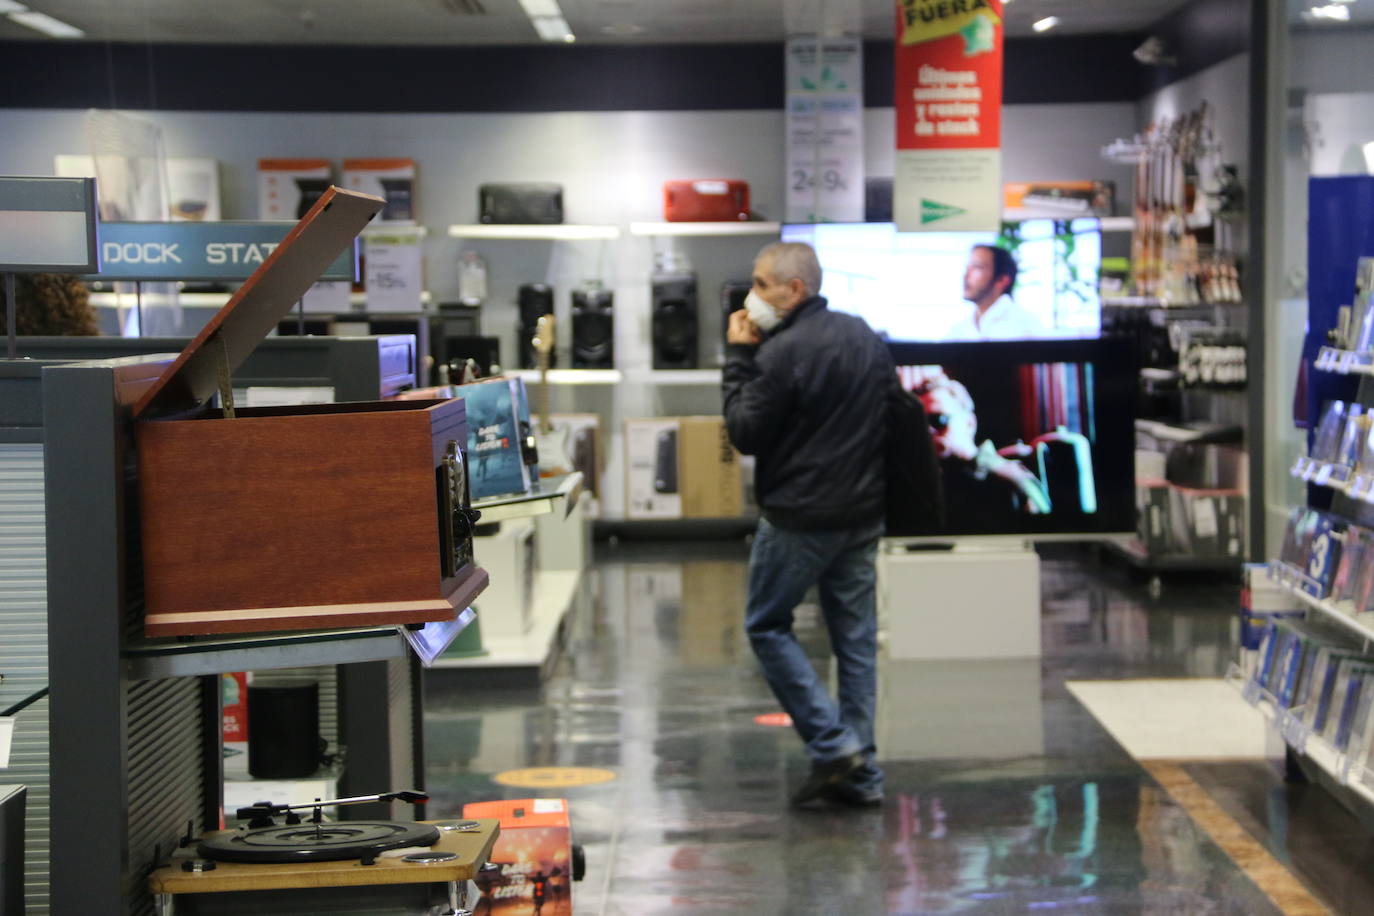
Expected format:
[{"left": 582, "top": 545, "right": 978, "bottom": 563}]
[{"left": 149, "top": 819, "right": 499, "bottom": 896}]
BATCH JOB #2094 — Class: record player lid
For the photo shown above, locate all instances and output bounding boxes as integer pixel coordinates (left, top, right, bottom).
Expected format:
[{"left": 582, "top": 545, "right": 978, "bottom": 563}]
[{"left": 131, "top": 186, "right": 382, "bottom": 420}]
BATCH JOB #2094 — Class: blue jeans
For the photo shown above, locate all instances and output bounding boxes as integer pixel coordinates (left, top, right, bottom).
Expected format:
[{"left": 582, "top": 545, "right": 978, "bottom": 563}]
[{"left": 746, "top": 516, "right": 884, "bottom": 794}]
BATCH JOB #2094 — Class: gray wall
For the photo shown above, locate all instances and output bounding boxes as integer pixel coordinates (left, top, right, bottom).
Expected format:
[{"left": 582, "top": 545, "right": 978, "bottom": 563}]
[{"left": 0, "top": 101, "right": 1135, "bottom": 518}]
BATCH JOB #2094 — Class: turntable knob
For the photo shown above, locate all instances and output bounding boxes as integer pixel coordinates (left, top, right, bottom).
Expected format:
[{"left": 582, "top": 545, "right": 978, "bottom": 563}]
[{"left": 180, "top": 859, "right": 217, "bottom": 873}]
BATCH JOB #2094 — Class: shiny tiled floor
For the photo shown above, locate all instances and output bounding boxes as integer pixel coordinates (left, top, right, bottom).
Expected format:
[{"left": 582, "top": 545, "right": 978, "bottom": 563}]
[{"left": 425, "top": 541, "right": 1365, "bottom": 915}]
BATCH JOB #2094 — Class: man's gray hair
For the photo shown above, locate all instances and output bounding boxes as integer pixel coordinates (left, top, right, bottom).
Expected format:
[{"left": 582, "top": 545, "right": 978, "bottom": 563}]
[{"left": 756, "top": 242, "right": 822, "bottom": 297}]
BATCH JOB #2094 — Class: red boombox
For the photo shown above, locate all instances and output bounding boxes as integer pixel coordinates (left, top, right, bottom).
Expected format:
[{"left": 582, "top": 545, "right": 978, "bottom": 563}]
[{"left": 663, "top": 179, "right": 750, "bottom": 222}]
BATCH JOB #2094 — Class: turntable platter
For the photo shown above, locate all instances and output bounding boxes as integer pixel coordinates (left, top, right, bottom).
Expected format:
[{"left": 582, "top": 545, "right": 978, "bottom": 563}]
[{"left": 198, "top": 821, "right": 442, "bottom": 863}]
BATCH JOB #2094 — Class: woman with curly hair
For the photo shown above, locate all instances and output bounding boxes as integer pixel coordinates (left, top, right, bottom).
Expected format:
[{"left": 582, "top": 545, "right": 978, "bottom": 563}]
[{"left": 0, "top": 273, "right": 99, "bottom": 336}]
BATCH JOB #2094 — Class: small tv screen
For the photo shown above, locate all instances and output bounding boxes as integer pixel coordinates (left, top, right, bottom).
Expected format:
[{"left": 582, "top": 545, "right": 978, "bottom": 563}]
[
  {"left": 889, "top": 338, "right": 1135, "bottom": 538},
  {"left": 780, "top": 219, "right": 1101, "bottom": 342}
]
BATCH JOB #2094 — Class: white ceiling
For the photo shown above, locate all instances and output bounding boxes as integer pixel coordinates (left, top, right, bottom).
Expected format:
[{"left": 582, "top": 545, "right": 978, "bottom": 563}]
[{"left": 0, "top": 0, "right": 1206, "bottom": 45}]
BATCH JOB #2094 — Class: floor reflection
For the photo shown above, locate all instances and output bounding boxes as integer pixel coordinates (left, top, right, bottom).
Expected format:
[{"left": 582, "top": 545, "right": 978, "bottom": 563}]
[{"left": 424, "top": 542, "right": 1300, "bottom": 915}]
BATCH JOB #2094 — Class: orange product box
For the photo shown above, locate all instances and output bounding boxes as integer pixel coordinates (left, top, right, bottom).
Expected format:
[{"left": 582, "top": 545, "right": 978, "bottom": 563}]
[{"left": 462, "top": 798, "right": 581, "bottom": 914}]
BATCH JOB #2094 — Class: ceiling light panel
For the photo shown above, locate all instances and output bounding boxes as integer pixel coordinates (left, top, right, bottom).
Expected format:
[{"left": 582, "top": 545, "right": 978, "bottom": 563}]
[
  {"left": 9, "top": 9, "right": 84, "bottom": 37},
  {"left": 1032, "top": 16, "right": 1060, "bottom": 32},
  {"left": 518, "top": 0, "right": 562, "bottom": 19},
  {"left": 531, "top": 14, "right": 573, "bottom": 41},
  {"left": 0, "top": 0, "right": 27, "bottom": 13}
]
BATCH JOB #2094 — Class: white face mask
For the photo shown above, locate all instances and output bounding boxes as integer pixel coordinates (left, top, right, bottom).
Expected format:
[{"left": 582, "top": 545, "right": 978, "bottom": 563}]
[{"left": 744, "top": 290, "right": 784, "bottom": 333}]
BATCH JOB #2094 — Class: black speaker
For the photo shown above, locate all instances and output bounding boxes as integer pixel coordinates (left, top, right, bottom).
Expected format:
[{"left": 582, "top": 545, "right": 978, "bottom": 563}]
[
  {"left": 719, "top": 280, "right": 751, "bottom": 357},
  {"left": 247, "top": 682, "right": 322, "bottom": 779},
  {"left": 572, "top": 287, "right": 614, "bottom": 369},
  {"left": 652, "top": 274, "right": 698, "bottom": 370},
  {"left": 865, "top": 177, "right": 893, "bottom": 223},
  {"left": 518, "top": 283, "right": 555, "bottom": 369},
  {"left": 444, "top": 335, "right": 502, "bottom": 380}
]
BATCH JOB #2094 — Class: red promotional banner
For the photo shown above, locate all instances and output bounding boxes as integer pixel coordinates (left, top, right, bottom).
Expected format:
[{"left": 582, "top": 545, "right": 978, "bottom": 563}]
[{"left": 893, "top": 0, "right": 1004, "bottom": 230}]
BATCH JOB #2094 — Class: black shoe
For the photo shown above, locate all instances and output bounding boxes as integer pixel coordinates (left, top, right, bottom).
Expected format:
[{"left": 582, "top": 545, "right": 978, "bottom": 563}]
[
  {"left": 791, "top": 752, "right": 865, "bottom": 806},
  {"left": 821, "top": 778, "right": 884, "bottom": 808}
]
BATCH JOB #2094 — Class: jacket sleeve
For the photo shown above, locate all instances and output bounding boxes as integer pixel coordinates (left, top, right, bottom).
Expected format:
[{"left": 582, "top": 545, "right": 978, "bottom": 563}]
[{"left": 722, "top": 342, "right": 795, "bottom": 456}]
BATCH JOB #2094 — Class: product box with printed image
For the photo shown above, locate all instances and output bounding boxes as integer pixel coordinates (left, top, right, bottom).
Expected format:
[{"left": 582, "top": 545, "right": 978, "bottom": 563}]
[
  {"left": 533, "top": 413, "right": 603, "bottom": 518},
  {"left": 462, "top": 797, "right": 584, "bottom": 914},
  {"left": 678, "top": 416, "right": 744, "bottom": 518},
  {"left": 625, "top": 418, "right": 682, "bottom": 519},
  {"left": 343, "top": 157, "right": 417, "bottom": 223},
  {"left": 258, "top": 158, "right": 333, "bottom": 220},
  {"left": 1166, "top": 486, "right": 1245, "bottom": 558},
  {"left": 457, "top": 377, "right": 536, "bottom": 501}
]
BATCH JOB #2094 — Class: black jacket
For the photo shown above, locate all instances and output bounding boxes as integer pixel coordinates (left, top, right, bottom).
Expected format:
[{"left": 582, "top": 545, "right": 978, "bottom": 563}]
[{"left": 722, "top": 296, "right": 894, "bottom": 531}]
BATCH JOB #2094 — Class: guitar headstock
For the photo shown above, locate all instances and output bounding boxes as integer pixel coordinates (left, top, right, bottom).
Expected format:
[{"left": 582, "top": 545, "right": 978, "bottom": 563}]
[{"left": 532, "top": 314, "right": 556, "bottom": 358}]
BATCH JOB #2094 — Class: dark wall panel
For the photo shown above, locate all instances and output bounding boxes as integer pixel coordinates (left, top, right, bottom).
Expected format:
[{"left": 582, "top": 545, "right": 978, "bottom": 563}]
[
  {"left": 1139, "top": 0, "right": 1251, "bottom": 94},
  {"left": 0, "top": 35, "right": 1157, "bottom": 114}
]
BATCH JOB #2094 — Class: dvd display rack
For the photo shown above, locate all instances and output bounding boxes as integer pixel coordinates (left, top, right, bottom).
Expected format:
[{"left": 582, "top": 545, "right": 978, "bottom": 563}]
[{"left": 1247, "top": 245, "right": 1374, "bottom": 824}]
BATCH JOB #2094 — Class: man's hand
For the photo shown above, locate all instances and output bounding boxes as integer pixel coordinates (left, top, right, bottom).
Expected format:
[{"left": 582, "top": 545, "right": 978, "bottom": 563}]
[{"left": 727, "top": 309, "right": 761, "bottom": 346}]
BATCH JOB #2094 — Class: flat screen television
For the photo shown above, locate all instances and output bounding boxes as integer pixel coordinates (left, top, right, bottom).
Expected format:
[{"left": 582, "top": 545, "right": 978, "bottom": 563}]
[
  {"left": 780, "top": 219, "right": 1101, "bottom": 342},
  {"left": 889, "top": 338, "right": 1135, "bottom": 538}
]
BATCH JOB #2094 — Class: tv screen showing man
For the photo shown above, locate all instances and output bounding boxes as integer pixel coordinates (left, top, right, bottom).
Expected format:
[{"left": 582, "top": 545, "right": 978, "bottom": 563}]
[{"left": 947, "top": 244, "right": 1048, "bottom": 341}]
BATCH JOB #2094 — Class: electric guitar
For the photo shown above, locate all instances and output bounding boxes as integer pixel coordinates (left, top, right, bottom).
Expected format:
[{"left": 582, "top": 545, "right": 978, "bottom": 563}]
[{"left": 531, "top": 314, "right": 574, "bottom": 478}]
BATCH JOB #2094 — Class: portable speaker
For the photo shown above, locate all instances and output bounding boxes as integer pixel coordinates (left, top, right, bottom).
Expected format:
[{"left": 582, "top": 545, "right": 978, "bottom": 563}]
[
  {"left": 654, "top": 428, "right": 679, "bottom": 493},
  {"left": 572, "top": 286, "right": 615, "bottom": 369},
  {"left": 518, "top": 283, "right": 555, "bottom": 369},
  {"left": 652, "top": 274, "right": 698, "bottom": 370},
  {"left": 480, "top": 183, "right": 564, "bottom": 224},
  {"left": 247, "top": 682, "right": 322, "bottom": 779},
  {"left": 663, "top": 179, "right": 750, "bottom": 222},
  {"left": 719, "top": 280, "right": 751, "bottom": 359}
]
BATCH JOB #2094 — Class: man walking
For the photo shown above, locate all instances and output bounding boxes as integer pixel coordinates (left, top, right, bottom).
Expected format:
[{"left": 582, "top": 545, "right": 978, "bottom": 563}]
[{"left": 722, "top": 241, "right": 893, "bottom": 807}]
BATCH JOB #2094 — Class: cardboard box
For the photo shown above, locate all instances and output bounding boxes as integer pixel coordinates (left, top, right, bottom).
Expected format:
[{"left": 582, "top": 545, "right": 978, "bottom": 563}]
[
  {"left": 1167, "top": 486, "right": 1245, "bottom": 557},
  {"left": 463, "top": 798, "right": 577, "bottom": 914},
  {"left": 625, "top": 418, "right": 682, "bottom": 519},
  {"left": 679, "top": 416, "right": 743, "bottom": 518}
]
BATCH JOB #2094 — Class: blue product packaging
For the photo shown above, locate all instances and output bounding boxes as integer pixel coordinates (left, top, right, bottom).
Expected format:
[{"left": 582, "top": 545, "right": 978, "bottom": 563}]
[{"left": 457, "top": 377, "right": 535, "bottom": 500}]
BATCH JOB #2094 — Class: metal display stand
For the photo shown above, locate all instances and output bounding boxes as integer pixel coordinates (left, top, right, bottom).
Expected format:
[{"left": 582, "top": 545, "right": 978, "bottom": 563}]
[{"left": 0, "top": 343, "right": 430, "bottom": 915}]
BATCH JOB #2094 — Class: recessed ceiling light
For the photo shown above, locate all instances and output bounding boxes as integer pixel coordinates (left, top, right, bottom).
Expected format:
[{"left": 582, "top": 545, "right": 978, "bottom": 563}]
[
  {"left": 562, "top": 32, "right": 575, "bottom": 43},
  {"left": 9, "top": 9, "right": 83, "bottom": 37},
  {"left": 601, "top": 22, "right": 644, "bottom": 36},
  {"left": 1305, "top": 3, "right": 1351, "bottom": 19},
  {"left": 1032, "top": 16, "right": 1060, "bottom": 32},
  {"left": 531, "top": 14, "right": 573, "bottom": 41}
]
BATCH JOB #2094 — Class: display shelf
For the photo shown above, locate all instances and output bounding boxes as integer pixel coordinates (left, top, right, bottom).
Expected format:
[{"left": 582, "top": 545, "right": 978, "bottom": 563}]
[
  {"left": 1135, "top": 418, "right": 1243, "bottom": 444},
  {"left": 1102, "top": 295, "right": 1244, "bottom": 309},
  {"left": 431, "top": 568, "right": 581, "bottom": 670},
  {"left": 1314, "top": 346, "right": 1374, "bottom": 376},
  {"left": 628, "top": 221, "right": 781, "bottom": 237},
  {"left": 511, "top": 368, "right": 621, "bottom": 385},
  {"left": 472, "top": 471, "right": 583, "bottom": 524},
  {"left": 1227, "top": 666, "right": 1374, "bottom": 806},
  {"left": 122, "top": 625, "right": 410, "bottom": 680},
  {"left": 1290, "top": 456, "right": 1361, "bottom": 496},
  {"left": 1101, "top": 535, "right": 1240, "bottom": 572},
  {"left": 641, "top": 368, "right": 723, "bottom": 385},
  {"left": 446, "top": 223, "right": 620, "bottom": 240},
  {"left": 1265, "top": 561, "right": 1374, "bottom": 645}
]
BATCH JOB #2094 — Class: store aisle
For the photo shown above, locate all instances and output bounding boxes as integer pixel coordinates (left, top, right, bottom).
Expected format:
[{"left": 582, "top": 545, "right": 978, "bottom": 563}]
[{"left": 424, "top": 542, "right": 1355, "bottom": 915}]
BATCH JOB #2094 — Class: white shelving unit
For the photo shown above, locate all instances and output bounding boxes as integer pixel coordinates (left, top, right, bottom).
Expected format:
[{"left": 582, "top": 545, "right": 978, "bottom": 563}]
[
  {"left": 446, "top": 224, "right": 620, "bottom": 240},
  {"left": 431, "top": 569, "right": 582, "bottom": 670},
  {"left": 1289, "top": 456, "right": 1374, "bottom": 507},
  {"left": 639, "top": 368, "right": 722, "bottom": 385},
  {"left": 511, "top": 368, "right": 622, "bottom": 386},
  {"left": 628, "top": 221, "right": 781, "bottom": 237}
]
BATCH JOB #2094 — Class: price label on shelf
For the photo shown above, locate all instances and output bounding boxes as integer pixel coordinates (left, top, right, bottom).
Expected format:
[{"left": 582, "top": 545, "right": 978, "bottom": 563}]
[
  {"left": 1280, "top": 711, "right": 1311, "bottom": 754},
  {"left": 363, "top": 229, "right": 425, "bottom": 313},
  {"left": 1242, "top": 679, "right": 1261, "bottom": 706},
  {"left": 1340, "top": 350, "right": 1358, "bottom": 374}
]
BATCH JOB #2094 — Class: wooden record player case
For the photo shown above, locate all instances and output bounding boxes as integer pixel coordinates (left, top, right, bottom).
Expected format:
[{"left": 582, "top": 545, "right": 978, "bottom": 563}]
[{"left": 133, "top": 187, "right": 488, "bottom": 637}]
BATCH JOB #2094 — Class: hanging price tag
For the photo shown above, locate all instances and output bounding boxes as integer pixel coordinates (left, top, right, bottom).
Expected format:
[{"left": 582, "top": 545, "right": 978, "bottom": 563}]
[{"left": 785, "top": 38, "right": 865, "bottom": 223}]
